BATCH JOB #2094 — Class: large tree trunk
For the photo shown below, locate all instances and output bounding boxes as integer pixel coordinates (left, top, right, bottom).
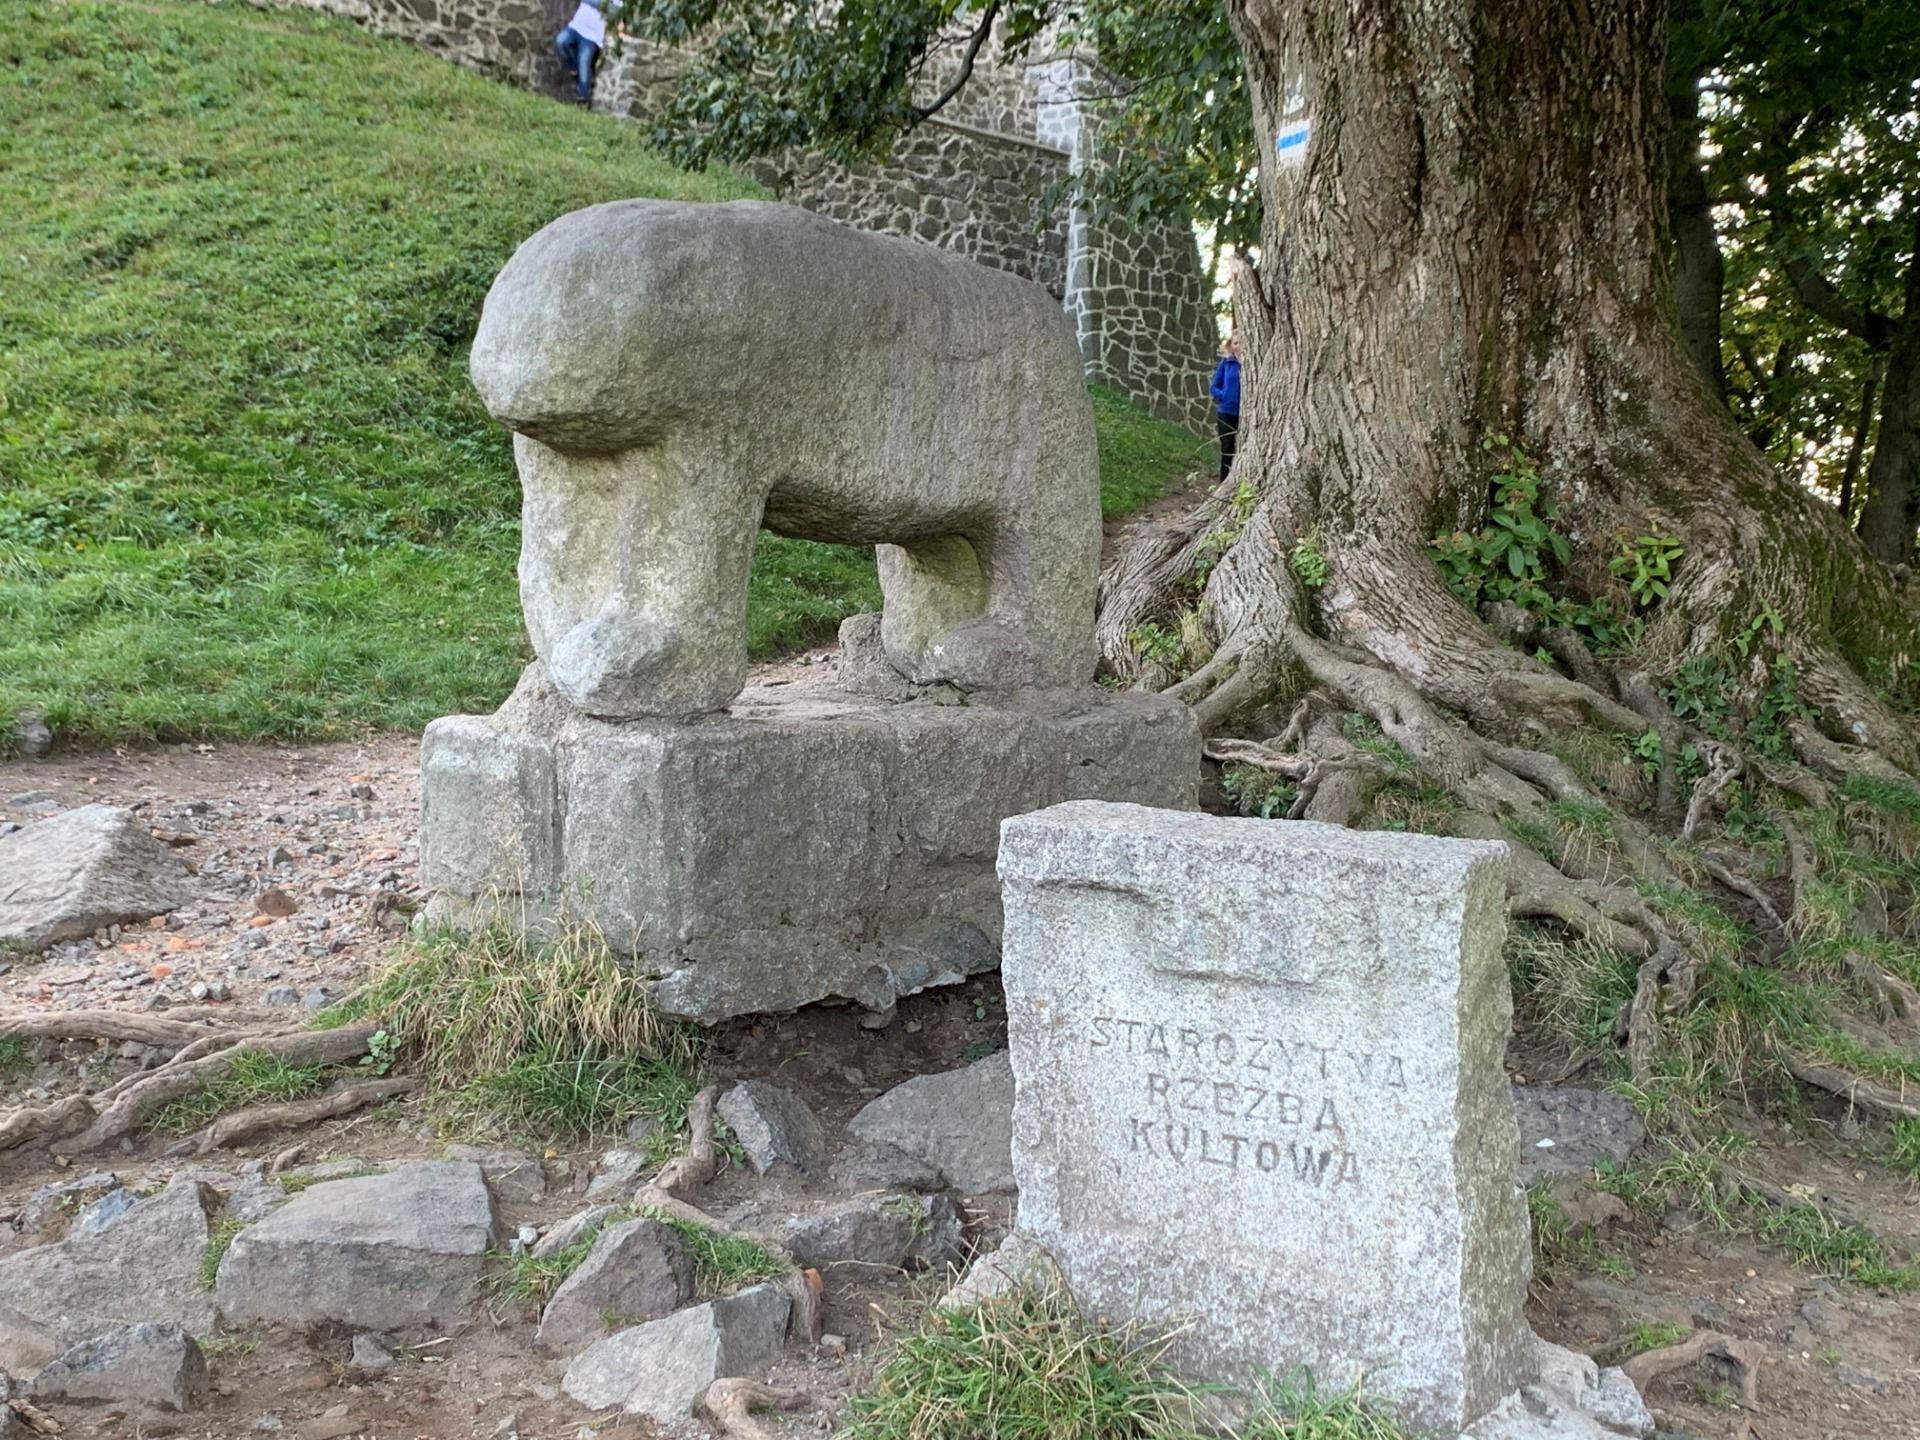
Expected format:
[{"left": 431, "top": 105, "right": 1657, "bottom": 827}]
[
  {"left": 1855, "top": 209, "right": 1920, "bottom": 568},
  {"left": 1667, "top": 47, "right": 1725, "bottom": 402},
  {"left": 1104, "top": 0, "right": 1918, "bottom": 776}
]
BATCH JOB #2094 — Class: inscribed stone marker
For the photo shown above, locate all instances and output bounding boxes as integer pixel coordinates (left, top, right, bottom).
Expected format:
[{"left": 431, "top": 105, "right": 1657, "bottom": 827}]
[{"left": 997, "top": 801, "right": 1532, "bottom": 1433}]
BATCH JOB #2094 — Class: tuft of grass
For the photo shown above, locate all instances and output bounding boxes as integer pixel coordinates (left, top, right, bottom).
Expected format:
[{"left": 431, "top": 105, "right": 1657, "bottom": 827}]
[
  {"left": 489, "top": 1233, "right": 602, "bottom": 1305},
  {"left": 842, "top": 1288, "right": 1409, "bottom": 1440},
  {"left": 1507, "top": 925, "right": 1638, "bottom": 1059},
  {"left": 201, "top": 1217, "right": 245, "bottom": 1289},
  {"left": 153, "top": 1051, "right": 330, "bottom": 1136},
  {"left": 0, "top": 1037, "right": 33, "bottom": 1082},
  {"left": 1090, "top": 385, "right": 1210, "bottom": 520},
  {"left": 1606, "top": 1139, "right": 1919, "bottom": 1290},
  {"left": 1525, "top": 1183, "right": 1633, "bottom": 1291},
  {"left": 1618, "top": 1319, "right": 1687, "bottom": 1357},
  {"left": 333, "top": 923, "right": 703, "bottom": 1141},
  {"left": 644, "top": 1211, "right": 787, "bottom": 1294},
  {"left": 1889, "top": 1117, "right": 1920, "bottom": 1181}
]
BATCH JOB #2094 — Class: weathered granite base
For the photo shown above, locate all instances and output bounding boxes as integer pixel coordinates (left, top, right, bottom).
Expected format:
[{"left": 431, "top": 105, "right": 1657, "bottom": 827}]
[{"left": 420, "top": 666, "right": 1198, "bottom": 1022}]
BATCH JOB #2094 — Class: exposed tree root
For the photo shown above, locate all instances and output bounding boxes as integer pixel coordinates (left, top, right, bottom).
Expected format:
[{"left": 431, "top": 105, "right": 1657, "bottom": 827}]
[
  {"left": 702, "top": 1377, "right": 811, "bottom": 1439},
  {"left": 7, "top": 1396, "right": 64, "bottom": 1435},
  {"left": 1777, "top": 1051, "right": 1920, "bottom": 1120},
  {"left": 1621, "top": 1330, "right": 1763, "bottom": 1404},
  {"left": 1842, "top": 951, "right": 1920, "bottom": 1021},
  {"left": 650, "top": 1084, "right": 721, "bottom": 1196},
  {"left": 0, "top": 1011, "right": 227, "bottom": 1049},
  {"left": 0, "top": 1023, "right": 381, "bottom": 1157},
  {"left": 164, "top": 1076, "right": 422, "bottom": 1157}
]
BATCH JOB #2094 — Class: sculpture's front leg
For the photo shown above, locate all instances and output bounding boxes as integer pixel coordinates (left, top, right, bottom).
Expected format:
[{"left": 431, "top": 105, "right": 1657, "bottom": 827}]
[{"left": 515, "top": 434, "right": 755, "bottom": 718}]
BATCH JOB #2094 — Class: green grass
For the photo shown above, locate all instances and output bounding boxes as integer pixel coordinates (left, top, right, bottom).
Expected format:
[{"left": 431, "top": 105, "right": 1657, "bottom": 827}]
[
  {"left": 152, "top": 1050, "right": 331, "bottom": 1136},
  {"left": 842, "top": 1288, "right": 1408, "bottom": 1440},
  {"left": 489, "top": 1232, "right": 604, "bottom": 1305},
  {"left": 1604, "top": 1139, "right": 1919, "bottom": 1290},
  {"left": 1525, "top": 1181, "right": 1633, "bottom": 1290},
  {"left": 0, "top": 1037, "right": 32, "bottom": 1082},
  {"left": 0, "top": 0, "right": 1201, "bottom": 749},
  {"left": 1890, "top": 1117, "right": 1920, "bottom": 1181},
  {"left": 644, "top": 1211, "right": 787, "bottom": 1293},
  {"left": 1090, "top": 385, "right": 1210, "bottom": 519},
  {"left": 1616, "top": 1319, "right": 1687, "bottom": 1357},
  {"left": 200, "top": 1217, "right": 245, "bottom": 1289},
  {"left": 323, "top": 922, "right": 703, "bottom": 1141}
]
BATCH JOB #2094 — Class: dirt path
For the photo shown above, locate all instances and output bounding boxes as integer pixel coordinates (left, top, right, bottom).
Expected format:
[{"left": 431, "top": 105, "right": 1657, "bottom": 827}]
[{"left": 4, "top": 723, "right": 1919, "bottom": 1438}]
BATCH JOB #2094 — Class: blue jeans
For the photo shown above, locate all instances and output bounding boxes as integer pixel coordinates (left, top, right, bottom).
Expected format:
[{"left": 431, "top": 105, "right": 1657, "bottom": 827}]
[{"left": 555, "top": 27, "right": 599, "bottom": 102}]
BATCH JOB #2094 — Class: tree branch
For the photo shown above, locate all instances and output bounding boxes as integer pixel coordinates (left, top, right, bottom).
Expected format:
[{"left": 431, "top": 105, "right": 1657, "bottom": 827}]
[
  {"left": 911, "top": 1, "right": 1001, "bottom": 123},
  {"left": 1781, "top": 256, "right": 1893, "bottom": 349}
]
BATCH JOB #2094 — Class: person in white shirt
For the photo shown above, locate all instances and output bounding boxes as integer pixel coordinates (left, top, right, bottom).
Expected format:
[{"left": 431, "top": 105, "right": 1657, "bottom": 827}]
[{"left": 555, "top": 0, "right": 608, "bottom": 105}]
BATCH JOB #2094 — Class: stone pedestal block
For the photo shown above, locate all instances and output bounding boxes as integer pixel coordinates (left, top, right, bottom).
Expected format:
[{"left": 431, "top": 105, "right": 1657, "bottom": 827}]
[
  {"left": 420, "top": 666, "right": 1197, "bottom": 1022},
  {"left": 997, "top": 802, "right": 1532, "bottom": 1434}
]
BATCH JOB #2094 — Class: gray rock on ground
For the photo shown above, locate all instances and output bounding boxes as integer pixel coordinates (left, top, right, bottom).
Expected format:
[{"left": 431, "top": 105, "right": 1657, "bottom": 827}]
[
  {"left": 782, "top": 1194, "right": 963, "bottom": 1272},
  {"left": 937, "top": 1234, "right": 1063, "bottom": 1312},
  {"left": 536, "top": 1217, "right": 694, "bottom": 1355},
  {"left": 69, "top": 1188, "right": 136, "bottom": 1238},
  {"left": 444, "top": 1145, "right": 546, "bottom": 1204},
  {"left": 13, "top": 708, "right": 52, "bottom": 758},
  {"left": 1467, "top": 1340, "right": 1653, "bottom": 1438},
  {"left": 29, "top": 1323, "right": 208, "bottom": 1412},
  {"left": 1512, "top": 1085, "right": 1646, "bottom": 1177},
  {"left": 561, "top": 1283, "right": 791, "bottom": 1422},
  {"left": 19, "top": 1172, "right": 118, "bottom": 1237},
  {"left": 0, "top": 805, "right": 194, "bottom": 950},
  {"left": 846, "top": 1051, "right": 1014, "bottom": 1193},
  {"left": 717, "top": 1082, "right": 827, "bottom": 1176},
  {"left": 349, "top": 1333, "right": 395, "bottom": 1376},
  {"left": 532, "top": 1205, "right": 619, "bottom": 1260},
  {"left": 585, "top": 1149, "right": 650, "bottom": 1200},
  {"left": 216, "top": 1161, "right": 498, "bottom": 1332},
  {"left": 0, "top": 1177, "right": 218, "bottom": 1374}
]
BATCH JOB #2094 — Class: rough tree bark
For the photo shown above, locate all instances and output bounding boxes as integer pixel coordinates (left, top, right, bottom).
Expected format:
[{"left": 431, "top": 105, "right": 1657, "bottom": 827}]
[
  {"left": 1855, "top": 205, "right": 1920, "bottom": 567},
  {"left": 1104, "top": 0, "right": 1919, "bottom": 776}
]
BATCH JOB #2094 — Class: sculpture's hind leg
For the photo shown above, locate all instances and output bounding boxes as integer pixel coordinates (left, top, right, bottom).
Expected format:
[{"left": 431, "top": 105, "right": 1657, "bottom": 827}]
[{"left": 877, "top": 524, "right": 1095, "bottom": 691}]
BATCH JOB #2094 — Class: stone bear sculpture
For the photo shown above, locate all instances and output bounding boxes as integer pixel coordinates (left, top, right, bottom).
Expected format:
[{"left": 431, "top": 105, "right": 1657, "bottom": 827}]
[{"left": 470, "top": 199, "right": 1101, "bottom": 718}]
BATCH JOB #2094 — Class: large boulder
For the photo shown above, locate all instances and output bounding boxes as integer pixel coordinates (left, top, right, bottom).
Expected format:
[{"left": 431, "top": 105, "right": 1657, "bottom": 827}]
[
  {"left": 216, "top": 1161, "right": 498, "bottom": 1332},
  {"left": 562, "top": 1283, "right": 790, "bottom": 1422},
  {"left": 536, "top": 1218, "right": 694, "bottom": 1355},
  {"left": 0, "top": 1178, "right": 217, "bottom": 1374},
  {"left": 0, "top": 805, "right": 193, "bottom": 950},
  {"left": 30, "top": 1323, "right": 208, "bottom": 1412},
  {"left": 845, "top": 1052, "right": 1014, "bottom": 1193}
]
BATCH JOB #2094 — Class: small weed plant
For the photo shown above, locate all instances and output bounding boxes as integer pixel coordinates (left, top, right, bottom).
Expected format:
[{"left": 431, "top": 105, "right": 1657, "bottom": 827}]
[
  {"left": 1608, "top": 523, "right": 1685, "bottom": 607},
  {"left": 0, "top": 1037, "right": 32, "bottom": 1082}
]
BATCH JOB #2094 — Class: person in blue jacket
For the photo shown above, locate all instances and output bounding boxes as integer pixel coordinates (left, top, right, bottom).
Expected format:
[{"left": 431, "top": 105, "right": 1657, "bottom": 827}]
[{"left": 1209, "top": 332, "right": 1241, "bottom": 482}]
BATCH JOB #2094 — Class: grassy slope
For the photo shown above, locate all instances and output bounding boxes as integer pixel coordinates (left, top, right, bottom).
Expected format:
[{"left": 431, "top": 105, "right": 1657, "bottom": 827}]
[{"left": 0, "top": 0, "right": 1202, "bottom": 747}]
